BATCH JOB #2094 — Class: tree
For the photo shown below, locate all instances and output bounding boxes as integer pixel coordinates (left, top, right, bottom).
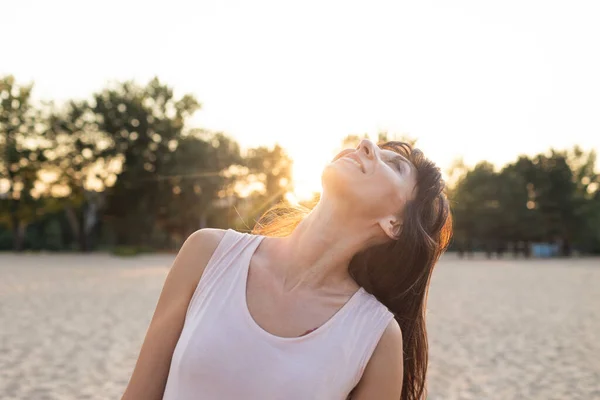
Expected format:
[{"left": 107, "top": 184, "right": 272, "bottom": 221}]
[
  {"left": 45, "top": 100, "right": 116, "bottom": 251},
  {"left": 241, "top": 144, "right": 293, "bottom": 222},
  {"left": 496, "top": 161, "right": 543, "bottom": 255},
  {"left": 449, "top": 148, "right": 600, "bottom": 257},
  {"left": 525, "top": 152, "right": 578, "bottom": 255},
  {"left": 450, "top": 162, "right": 503, "bottom": 255},
  {"left": 91, "top": 78, "right": 200, "bottom": 246},
  {"left": 564, "top": 147, "right": 599, "bottom": 252},
  {"left": 0, "top": 76, "right": 49, "bottom": 251},
  {"left": 156, "top": 131, "right": 242, "bottom": 243}
]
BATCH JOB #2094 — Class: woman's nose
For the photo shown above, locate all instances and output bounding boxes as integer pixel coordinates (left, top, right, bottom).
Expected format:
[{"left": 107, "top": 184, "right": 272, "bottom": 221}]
[{"left": 358, "top": 139, "right": 376, "bottom": 159}]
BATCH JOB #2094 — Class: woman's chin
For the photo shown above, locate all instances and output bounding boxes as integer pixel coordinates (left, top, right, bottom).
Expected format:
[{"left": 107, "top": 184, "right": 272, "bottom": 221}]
[{"left": 321, "top": 164, "right": 358, "bottom": 197}]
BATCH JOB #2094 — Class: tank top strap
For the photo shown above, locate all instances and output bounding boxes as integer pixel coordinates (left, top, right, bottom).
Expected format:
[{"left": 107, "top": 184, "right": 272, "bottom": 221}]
[
  {"left": 348, "top": 292, "right": 396, "bottom": 386},
  {"left": 187, "top": 229, "right": 259, "bottom": 315}
]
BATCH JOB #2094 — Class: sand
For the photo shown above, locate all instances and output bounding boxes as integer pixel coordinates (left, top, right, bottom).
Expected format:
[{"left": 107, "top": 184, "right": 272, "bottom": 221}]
[{"left": 1, "top": 253, "right": 598, "bottom": 399}]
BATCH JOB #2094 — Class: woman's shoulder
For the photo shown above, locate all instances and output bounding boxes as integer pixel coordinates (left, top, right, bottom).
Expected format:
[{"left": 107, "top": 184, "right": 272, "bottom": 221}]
[
  {"left": 182, "top": 228, "right": 255, "bottom": 268},
  {"left": 187, "top": 228, "right": 253, "bottom": 244},
  {"left": 175, "top": 229, "right": 229, "bottom": 278},
  {"left": 185, "top": 228, "right": 228, "bottom": 249}
]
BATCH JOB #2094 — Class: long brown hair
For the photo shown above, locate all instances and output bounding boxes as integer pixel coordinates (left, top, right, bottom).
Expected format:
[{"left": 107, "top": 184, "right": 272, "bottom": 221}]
[{"left": 252, "top": 141, "right": 453, "bottom": 400}]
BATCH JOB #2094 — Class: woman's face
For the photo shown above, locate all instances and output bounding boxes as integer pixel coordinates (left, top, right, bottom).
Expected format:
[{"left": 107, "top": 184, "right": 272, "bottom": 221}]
[{"left": 322, "top": 139, "right": 418, "bottom": 236}]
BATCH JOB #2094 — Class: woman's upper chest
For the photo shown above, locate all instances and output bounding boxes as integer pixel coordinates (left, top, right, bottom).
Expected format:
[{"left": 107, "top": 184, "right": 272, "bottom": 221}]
[{"left": 245, "top": 255, "right": 361, "bottom": 339}]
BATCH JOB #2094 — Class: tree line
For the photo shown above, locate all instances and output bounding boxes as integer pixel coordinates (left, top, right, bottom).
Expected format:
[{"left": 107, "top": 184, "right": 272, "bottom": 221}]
[
  {"left": 1, "top": 75, "right": 599, "bottom": 255},
  {"left": 447, "top": 148, "right": 600, "bottom": 256},
  {"left": 0, "top": 75, "right": 292, "bottom": 252}
]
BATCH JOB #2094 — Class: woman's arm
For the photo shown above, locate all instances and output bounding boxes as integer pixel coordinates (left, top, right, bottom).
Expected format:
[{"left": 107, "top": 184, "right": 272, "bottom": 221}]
[
  {"left": 351, "top": 320, "right": 404, "bottom": 399},
  {"left": 121, "top": 228, "right": 225, "bottom": 400}
]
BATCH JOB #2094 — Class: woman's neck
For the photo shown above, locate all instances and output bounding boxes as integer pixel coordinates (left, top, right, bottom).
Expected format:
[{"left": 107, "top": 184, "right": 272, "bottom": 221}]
[{"left": 266, "top": 195, "right": 378, "bottom": 293}]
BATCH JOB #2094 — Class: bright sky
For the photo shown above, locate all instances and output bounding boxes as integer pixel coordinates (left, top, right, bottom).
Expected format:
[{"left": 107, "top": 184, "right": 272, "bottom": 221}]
[{"left": 3, "top": 0, "right": 600, "bottom": 198}]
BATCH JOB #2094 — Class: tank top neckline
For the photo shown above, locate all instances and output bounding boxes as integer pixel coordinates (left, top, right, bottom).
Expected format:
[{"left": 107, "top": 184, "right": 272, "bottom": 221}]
[{"left": 235, "top": 230, "right": 366, "bottom": 342}]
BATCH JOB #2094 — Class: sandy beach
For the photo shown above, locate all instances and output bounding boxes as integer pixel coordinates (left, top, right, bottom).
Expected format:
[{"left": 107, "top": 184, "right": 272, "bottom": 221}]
[{"left": 1, "top": 253, "right": 599, "bottom": 399}]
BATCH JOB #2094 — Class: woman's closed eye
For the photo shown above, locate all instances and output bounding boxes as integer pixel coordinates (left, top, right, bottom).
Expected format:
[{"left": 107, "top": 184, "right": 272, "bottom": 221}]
[{"left": 390, "top": 158, "right": 405, "bottom": 174}]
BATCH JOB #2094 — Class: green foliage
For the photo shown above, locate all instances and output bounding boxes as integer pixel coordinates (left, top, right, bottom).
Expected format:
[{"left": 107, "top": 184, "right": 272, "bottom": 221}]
[
  {"left": 450, "top": 148, "right": 600, "bottom": 254},
  {"left": 88, "top": 78, "right": 203, "bottom": 245},
  {"left": 0, "top": 75, "right": 52, "bottom": 250}
]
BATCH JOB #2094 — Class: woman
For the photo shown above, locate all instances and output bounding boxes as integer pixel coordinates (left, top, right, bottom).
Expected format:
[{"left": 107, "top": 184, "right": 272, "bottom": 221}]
[{"left": 121, "top": 139, "right": 452, "bottom": 400}]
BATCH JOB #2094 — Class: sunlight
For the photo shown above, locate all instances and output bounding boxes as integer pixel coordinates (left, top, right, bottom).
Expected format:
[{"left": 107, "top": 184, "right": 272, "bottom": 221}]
[
  {"left": 292, "top": 178, "right": 320, "bottom": 201},
  {"left": 284, "top": 191, "right": 299, "bottom": 204},
  {"left": 288, "top": 145, "right": 335, "bottom": 201},
  {"left": 287, "top": 136, "right": 363, "bottom": 201}
]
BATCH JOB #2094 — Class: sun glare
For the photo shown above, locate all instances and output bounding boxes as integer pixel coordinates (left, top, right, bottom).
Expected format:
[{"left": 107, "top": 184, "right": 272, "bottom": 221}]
[
  {"left": 288, "top": 146, "right": 333, "bottom": 201},
  {"left": 286, "top": 136, "right": 363, "bottom": 201}
]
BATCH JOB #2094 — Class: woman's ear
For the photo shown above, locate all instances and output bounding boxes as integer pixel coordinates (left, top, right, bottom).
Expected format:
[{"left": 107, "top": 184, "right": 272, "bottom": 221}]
[{"left": 378, "top": 216, "right": 403, "bottom": 240}]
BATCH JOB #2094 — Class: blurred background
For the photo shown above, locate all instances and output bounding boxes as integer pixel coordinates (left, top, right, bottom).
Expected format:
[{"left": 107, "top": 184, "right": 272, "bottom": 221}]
[{"left": 1, "top": 1, "right": 599, "bottom": 399}]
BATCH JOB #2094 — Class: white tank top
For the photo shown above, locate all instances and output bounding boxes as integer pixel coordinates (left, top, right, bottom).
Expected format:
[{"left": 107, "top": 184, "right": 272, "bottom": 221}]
[{"left": 163, "top": 229, "right": 394, "bottom": 400}]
